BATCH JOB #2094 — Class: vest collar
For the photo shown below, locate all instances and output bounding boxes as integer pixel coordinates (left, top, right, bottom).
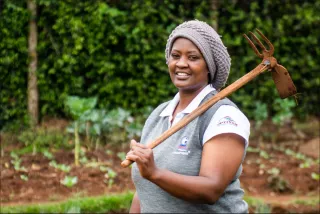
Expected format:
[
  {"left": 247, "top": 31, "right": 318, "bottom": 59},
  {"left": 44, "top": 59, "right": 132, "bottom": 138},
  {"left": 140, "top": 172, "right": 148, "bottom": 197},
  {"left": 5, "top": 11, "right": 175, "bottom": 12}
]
[{"left": 159, "top": 85, "right": 216, "bottom": 117}]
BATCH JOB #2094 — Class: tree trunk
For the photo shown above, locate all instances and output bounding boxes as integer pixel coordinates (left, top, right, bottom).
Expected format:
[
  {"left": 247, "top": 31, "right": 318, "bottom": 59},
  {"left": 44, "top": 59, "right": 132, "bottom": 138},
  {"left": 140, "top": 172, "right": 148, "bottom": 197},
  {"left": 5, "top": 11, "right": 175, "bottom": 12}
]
[
  {"left": 27, "top": 0, "right": 39, "bottom": 127},
  {"left": 211, "top": 0, "right": 219, "bottom": 31}
]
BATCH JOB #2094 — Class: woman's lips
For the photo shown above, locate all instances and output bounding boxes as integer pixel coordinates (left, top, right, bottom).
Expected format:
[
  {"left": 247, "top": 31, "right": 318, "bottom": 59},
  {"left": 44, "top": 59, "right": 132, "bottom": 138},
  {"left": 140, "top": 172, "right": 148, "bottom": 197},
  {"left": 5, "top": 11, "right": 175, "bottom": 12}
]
[{"left": 175, "top": 72, "right": 190, "bottom": 80}]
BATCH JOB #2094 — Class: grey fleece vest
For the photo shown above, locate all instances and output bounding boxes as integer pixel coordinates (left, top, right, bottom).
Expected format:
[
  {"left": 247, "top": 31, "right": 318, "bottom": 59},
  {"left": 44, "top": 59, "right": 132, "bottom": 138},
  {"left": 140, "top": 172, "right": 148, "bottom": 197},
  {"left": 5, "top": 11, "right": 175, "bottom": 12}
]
[{"left": 132, "top": 91, "right": 248, "bottom": 213}]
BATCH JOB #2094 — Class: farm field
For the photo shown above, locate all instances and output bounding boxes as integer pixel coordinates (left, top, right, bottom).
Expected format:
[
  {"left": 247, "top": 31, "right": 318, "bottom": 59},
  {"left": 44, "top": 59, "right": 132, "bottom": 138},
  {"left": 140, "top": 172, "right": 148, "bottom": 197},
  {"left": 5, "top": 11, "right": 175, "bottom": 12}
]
[{"left": 1, "top": 117, "right": 319, "bottom": 213}]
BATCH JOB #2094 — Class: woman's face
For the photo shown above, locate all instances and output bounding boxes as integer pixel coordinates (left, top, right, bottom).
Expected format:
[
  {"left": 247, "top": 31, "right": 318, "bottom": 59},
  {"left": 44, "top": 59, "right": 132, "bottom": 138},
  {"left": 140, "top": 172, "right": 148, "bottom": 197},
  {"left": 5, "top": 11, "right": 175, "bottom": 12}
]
[{"left": 168, "top": 38, "right": 209, "bottom": 93}]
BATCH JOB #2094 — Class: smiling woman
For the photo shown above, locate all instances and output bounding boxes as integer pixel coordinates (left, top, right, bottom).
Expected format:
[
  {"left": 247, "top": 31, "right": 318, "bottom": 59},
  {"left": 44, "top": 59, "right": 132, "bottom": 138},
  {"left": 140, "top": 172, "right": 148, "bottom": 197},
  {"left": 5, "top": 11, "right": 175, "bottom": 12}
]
[
  {"left": 168, "top": 38, "right": 209, "bottom": 95},
  {"left": 125, "top": 20, "right": 250, "bottom": 213}
]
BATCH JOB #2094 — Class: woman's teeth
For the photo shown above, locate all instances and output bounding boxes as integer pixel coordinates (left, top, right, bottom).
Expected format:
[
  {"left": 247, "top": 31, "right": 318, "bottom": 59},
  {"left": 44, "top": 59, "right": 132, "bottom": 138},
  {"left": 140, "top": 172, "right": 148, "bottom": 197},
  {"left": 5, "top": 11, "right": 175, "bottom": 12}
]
[{"left": 177, "top": 73, "right": 188, "bottom": 76}]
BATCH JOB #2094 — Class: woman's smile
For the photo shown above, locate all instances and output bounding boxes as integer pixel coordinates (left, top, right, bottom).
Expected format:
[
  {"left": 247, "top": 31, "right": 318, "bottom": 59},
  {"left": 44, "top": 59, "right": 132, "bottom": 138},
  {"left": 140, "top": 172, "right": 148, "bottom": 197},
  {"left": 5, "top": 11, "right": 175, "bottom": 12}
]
[{"left": 175, "top": 71, "right": 191, "bottom": 79}]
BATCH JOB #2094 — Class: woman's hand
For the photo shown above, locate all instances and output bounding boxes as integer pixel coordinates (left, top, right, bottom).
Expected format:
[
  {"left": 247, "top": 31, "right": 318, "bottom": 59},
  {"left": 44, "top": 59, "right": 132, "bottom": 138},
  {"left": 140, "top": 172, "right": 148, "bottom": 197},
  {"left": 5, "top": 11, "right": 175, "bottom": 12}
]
[{"left": 126, "top": 139, "right": 158, "bottom": 180}]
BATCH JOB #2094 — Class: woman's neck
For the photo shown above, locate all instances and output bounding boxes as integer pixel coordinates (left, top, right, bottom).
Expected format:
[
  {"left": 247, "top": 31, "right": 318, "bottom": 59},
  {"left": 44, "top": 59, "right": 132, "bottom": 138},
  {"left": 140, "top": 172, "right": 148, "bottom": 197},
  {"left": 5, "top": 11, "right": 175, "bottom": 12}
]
[{"left": 172, "top": 85, "right": 207, "bottom": 118}]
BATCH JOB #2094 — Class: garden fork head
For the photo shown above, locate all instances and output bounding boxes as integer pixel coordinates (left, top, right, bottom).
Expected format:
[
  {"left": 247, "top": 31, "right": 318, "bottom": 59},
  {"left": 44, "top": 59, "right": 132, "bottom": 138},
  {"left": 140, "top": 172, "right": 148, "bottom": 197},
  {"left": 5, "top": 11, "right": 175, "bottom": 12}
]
[{"left": 243, "top": 29, "right": 297, "bottom": 99}]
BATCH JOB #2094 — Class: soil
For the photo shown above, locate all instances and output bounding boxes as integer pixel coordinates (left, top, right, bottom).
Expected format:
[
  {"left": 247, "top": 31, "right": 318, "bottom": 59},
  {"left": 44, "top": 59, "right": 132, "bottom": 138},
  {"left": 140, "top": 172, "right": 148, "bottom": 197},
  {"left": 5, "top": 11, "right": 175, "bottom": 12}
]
[{"left": 0, "top": 118, "right": 319, "bottom": 213}]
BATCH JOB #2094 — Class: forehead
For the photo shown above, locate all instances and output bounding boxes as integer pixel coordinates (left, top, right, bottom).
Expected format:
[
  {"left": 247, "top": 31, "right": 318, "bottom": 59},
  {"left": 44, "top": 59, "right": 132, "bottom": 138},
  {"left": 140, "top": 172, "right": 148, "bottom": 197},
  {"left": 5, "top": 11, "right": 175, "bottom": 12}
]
[{"left": 171, "top": 37, "right": 201, "bottom": 53}]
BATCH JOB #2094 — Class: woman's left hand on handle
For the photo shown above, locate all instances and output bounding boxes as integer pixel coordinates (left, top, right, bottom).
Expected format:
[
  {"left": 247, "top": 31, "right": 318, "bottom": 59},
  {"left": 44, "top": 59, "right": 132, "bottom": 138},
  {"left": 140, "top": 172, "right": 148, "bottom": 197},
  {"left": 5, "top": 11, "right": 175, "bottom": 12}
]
[{"left": 126, "top": 139, "right": 158, "bottom": 180}]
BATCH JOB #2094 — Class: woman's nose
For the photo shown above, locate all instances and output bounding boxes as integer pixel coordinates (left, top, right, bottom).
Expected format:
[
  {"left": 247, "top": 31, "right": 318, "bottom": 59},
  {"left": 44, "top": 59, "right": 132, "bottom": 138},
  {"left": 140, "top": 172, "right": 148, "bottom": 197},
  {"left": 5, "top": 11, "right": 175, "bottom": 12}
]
[{"left": 176, "top": 57, "right": 188, "bottom": 68}]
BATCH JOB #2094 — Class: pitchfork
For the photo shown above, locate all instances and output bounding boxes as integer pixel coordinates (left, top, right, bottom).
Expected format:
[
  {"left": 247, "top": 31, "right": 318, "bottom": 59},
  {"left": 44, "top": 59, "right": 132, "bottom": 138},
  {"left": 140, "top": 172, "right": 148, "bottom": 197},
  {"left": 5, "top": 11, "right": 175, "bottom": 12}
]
[{"left": 121, "top": 29, "right": 297, "bottom": 168}]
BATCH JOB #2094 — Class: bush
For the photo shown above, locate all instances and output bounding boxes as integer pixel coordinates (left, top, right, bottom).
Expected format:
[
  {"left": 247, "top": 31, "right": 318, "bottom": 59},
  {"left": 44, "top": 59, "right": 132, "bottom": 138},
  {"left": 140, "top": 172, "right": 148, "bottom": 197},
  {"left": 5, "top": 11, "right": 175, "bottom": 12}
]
[{"left": 1, "top": 0, "right": 319, "bottom": 128}]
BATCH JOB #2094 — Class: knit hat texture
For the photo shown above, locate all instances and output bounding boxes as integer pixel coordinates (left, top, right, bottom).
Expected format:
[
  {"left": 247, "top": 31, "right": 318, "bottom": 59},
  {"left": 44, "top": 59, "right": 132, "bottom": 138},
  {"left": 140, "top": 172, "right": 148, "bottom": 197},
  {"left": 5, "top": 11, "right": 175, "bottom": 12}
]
[{"left": 165, "top": 20, "right": 231, "bottom": 89}]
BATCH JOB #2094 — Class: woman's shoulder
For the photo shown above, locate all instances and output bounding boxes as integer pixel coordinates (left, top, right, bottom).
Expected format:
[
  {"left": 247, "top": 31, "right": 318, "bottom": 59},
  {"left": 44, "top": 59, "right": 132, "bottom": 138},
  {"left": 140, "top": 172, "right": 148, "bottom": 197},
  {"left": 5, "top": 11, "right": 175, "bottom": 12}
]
[
  {"left": 214, "top": 105, "right": 250, "bottom": 126},
  {"left": 149, "top": 100, "right": 171, "bottom": 116}
]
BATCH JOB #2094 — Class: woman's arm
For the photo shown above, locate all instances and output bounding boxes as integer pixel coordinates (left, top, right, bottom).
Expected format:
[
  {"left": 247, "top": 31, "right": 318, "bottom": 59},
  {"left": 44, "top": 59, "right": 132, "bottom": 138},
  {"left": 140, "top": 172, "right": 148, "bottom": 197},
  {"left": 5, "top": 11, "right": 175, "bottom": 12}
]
[
  {"left": 126, "top": 133, "right": 245, "bottom": 204},
  {"left": 129, "top": 192, "right": 140, "bottom": 213}
]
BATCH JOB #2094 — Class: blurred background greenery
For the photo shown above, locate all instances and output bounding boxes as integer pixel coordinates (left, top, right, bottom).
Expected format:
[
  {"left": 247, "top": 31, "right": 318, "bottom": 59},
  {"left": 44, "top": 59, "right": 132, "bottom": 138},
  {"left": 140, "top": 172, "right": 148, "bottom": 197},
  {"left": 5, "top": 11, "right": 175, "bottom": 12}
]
[
  {"left": 1, "top": 0, "right": 319, "bottom": 131},
  {"left": 0, "top": 1, "right": 319, "bottom": 213}
]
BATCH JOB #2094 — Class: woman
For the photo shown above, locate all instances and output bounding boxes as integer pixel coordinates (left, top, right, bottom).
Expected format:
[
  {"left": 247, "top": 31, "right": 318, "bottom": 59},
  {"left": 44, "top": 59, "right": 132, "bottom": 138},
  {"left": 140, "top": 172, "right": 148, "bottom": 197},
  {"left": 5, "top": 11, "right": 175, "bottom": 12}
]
[{"left": 126, "top": 20, "right": 250, "bottom": 213}]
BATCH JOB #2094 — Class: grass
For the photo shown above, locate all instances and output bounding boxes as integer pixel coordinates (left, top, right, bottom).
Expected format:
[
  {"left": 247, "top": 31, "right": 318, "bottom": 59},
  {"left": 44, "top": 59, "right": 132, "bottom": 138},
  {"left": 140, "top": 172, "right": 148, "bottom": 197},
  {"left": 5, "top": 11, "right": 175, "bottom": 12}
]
[
  {"left": 290, "top": 197, "right": 320, "bottom": 206},
  {"left": 244, "top": 194, "right": 320, "bottom": 214},
  {"left": 1, "top": 191, "right": 134, "bottom": 213},
  {"left": 2, "top": 192, "right": 318, "bottom": 213}
]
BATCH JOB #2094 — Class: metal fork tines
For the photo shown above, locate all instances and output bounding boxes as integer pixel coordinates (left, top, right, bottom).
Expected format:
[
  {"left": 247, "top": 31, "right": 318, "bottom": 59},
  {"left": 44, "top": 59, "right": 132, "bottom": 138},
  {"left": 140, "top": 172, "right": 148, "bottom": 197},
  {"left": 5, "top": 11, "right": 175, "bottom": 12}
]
[{"left": 243, "top": 29, "right": 274, "bottom": 59}]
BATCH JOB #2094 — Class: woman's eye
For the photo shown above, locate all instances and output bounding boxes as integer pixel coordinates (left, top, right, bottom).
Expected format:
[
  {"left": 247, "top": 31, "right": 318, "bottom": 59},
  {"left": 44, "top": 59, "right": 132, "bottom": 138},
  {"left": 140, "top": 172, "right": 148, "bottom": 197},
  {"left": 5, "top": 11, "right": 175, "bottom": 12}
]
[
  {"left": 189, "top": 55, "right": 199, "bottom": 60},
  {"left": 171, "top": 53, "right": 180, "bottom": 59}
]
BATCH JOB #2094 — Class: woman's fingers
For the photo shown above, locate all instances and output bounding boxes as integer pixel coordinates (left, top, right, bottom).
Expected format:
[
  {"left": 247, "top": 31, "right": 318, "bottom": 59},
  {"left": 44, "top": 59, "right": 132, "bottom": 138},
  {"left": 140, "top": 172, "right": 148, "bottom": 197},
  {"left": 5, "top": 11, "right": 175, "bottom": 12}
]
[
  {"left": 126, "top": 153, "right": 148, "bottom": 165},
  {"left": 126, "top": 153, "right": 141, "bottom": 162},
  {"left": 128, "top": 140, "right": 157, "bottom": 180},
  {"left": 130, "top": 139, "right": 147, "bottom": 150}
]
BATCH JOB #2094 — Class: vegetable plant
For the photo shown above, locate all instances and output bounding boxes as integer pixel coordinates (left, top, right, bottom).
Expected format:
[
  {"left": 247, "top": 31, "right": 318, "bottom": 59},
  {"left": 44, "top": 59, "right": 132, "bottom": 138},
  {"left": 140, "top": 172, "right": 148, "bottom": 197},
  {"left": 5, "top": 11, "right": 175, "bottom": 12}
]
[
  {"left": 311, "top": 173, "right": 320, "bottom": 181},
  {"left": 64, "top": 96, "right": 97, "bottom": 166},
  {"left": 61, "top": 176, "right": 78, "bottom": 188},
  {"left": 20, "top": 175, "right": 28, "bottom": 181},
  {"left": 104, "top": 167, "right": 117, "bottom": 188},
  {"left": 10, "top": 152, "right": 27, "bottom": 172},
  {"left": 49, "top": 160, "right": 71, "bottom": 173}
]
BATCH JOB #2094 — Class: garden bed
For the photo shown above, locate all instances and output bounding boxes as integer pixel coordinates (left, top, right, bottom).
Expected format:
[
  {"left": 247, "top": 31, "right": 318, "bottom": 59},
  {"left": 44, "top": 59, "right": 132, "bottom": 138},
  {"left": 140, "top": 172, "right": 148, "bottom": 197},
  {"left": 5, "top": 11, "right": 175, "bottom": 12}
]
[{"left": 1, "top": 118, "right": 319, "bottom": 213}]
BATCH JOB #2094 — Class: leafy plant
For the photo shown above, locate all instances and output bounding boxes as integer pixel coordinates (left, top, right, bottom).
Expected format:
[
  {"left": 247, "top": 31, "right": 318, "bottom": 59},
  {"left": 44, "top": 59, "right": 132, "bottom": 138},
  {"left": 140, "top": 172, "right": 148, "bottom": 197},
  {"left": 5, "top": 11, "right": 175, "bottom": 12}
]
[
  {"left": 104, "top": 168, "right": 117, "bottom": 188},
  {"left": 20, "top": 174, "right": 28, "bottom": 181},
  {"left": 311, "top": 172, "right": 320, "bottom": 181},
  {"left": 259, "top": 150, "right": 269, "bottom": 159},
  {"left": 254, "top": 202, "right": 271, "bottom": 214},
  {"left": 64, "top": 96, "right": 97, "bottom": 166},
  {"left": 61, "top": 176, "right": 78, "bottom": 188},
  {"left": 42, "top": 149, "right": 54, "bottom": 160},
  {"left": 267, "top": 167, "right": 280, "bottom": 176},
  {"left": 49, "top": 160, "right": 71, "bottom": 173},
  {"left": 18, "top": 128, "right": 70, "bottom": 155},
  {"left": 267, "top": 167, "right": 292, "bottom": 193},
  {"left": 271, "top": 98, "right": 295, "bottom": 126},
  {"left": 247, "top": 146, "right": 259, "bottom": 153},
  {"left": 1, "top": 0, "right": 319, "bottom": 129},
  {"left": 10, "top": 152, "right": 27, "bottom": 172},
  {"left": 253, "top": 101, "right": 268, "bottom": 129},
  {"left": 117, "top": 152, "right": 126, "bottom": 161}
]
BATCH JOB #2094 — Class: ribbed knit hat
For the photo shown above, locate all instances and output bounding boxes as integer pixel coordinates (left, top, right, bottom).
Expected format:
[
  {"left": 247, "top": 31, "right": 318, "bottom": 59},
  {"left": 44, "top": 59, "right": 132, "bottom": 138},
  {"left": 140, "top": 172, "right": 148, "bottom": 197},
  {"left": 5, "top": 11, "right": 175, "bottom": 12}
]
[{"left": 165, "top": 20, "right": 231, "bottom": 90}]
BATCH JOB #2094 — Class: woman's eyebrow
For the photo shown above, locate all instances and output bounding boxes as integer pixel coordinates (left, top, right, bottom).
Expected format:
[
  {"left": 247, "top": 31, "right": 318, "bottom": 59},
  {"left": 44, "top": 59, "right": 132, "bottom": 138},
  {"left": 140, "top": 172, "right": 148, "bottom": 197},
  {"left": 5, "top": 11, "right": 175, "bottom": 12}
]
[
  {"left": 171, "top": 49, "right": 199, "bottom": 54},
  {"left": 187, "top": 50, "right": 199, "bottom": 54}
]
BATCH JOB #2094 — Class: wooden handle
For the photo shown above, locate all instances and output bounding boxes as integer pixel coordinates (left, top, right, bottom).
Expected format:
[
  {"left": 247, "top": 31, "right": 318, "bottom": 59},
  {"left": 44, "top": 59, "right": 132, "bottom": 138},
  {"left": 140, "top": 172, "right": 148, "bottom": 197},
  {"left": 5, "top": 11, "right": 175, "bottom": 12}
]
[
  {"left": 121, "top": 63, "right": 268, "bottom": 168},
  {"left": 121, "top": 159, "right": 134, "bottom": 168}
]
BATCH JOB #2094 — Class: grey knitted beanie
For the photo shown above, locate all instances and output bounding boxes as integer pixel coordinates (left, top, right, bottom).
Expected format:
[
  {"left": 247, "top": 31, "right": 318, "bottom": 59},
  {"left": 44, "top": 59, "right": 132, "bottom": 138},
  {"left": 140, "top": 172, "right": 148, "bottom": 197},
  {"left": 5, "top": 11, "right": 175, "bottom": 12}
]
[{"left": 165, "top": 20, "right": 231, "bottom": 90}]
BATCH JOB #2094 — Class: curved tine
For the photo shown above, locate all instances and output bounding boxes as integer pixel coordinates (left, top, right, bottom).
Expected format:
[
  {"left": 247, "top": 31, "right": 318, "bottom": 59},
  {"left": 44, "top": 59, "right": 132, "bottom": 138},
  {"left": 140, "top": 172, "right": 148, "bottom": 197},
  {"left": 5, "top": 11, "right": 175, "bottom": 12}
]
[
  {"left": 243, "top": 34, "right": 263, "bottom": 58},
  {"left": 249, "top": 31, "right": 266, "bottom": 50},
  {"left": 255, "top": 29, "right": 274, "bottom": 55}
]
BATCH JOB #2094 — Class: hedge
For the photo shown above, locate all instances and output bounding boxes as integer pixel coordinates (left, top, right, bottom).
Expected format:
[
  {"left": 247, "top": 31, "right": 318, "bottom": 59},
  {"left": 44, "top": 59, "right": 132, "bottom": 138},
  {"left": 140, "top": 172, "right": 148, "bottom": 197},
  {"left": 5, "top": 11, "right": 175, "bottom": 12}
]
[{"left": 1, "top": 0, "right": 319, "bottom": 128}]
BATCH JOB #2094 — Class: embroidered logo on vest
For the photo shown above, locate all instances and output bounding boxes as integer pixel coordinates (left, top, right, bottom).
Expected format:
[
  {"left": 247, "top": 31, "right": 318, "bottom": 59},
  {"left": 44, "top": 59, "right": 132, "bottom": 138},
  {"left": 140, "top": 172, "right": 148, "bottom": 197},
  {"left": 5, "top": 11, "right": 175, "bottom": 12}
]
[
  {"left": 173, "top": 136, "right": 190, "bottom": 155},
  {"left": 217, "top": 116, "right": 238, "bottom": 126}
]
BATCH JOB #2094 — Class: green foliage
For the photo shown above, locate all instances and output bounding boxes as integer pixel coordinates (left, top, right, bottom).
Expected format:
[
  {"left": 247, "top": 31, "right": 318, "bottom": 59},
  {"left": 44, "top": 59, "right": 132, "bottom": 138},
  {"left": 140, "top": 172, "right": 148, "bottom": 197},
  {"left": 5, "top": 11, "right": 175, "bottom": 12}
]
[
  {"left": 219, "top": 0, "right": 320, "bottom": 120},
  {"left": 0, "top": 0, "right": 29, "bottom": 128},
  {"left": 49, "top": 160, "right": 71, "bottom": 173},
  {"left": 1, "top": 0, "right": 319, "bottom": 128},
  {"left": 64, "top": 95, "right": 98, "bottom": 165},
  {"left": 20, "top": 174, "right": 29, "bottom": 181},
  {"left": 10, "top": 152, "right": 27, "bottom": 172},
  {"left": 17, "top": 127, "right": 70, "bottom": 153},
  {"left": 254, "top": 202, "right": 271, "bottom": 214},
  {"left": 0, "top": 191, "right": 134, "bottom": 213},
  {"left": 271, "top": 98, "right": 295, "bottom": 126},
  {"left": 104, "top": 167, "right": 117, "bottom": 188},
  {"left": 267, "top": 167, "right": 292, "bottom": 193},
  {"left": 253, "top": 101, "right": 268, "bottom": 128},
  {"left": 60, "top": 176, "right": 78, "bottom": 188},
  {"left": 42, "top": 149, "right": 54, "bottom": 160},
  {"left": 66, "top": 99, "right": 143, "bottom": 147},
  {"left": 311, "top": 172, "right": 320, "bottom": 181},
  {"left": 64, "top": 96, "right": 98, "bottom": 120}
]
